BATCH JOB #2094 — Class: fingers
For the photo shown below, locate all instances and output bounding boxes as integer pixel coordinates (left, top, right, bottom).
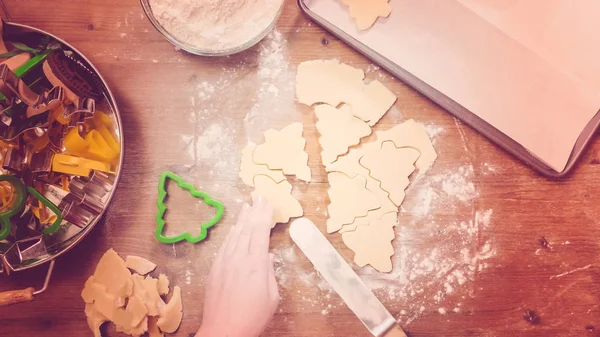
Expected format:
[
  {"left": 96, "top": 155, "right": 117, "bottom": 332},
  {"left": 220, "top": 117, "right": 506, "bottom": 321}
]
[
  {"left": 211, "top": 225, "right": 235, "bottom": 269},
  {"left": 224, "top": 203, "right": 251, "bottom": 257},
  {"left": 234, "top": 195, "right": 274, "bottom": 256},
  {"left": 248, "top": 196, "right": 274, "bottom": 256},
  {"left": 267, "top": 253, "right": 280, "bottom": 304},
  {"left": 210, "top": 204, "right": 249, "bottom": 282}
]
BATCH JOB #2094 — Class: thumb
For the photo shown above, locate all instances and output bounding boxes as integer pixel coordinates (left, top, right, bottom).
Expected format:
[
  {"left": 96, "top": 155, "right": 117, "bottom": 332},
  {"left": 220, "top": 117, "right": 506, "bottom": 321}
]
[{"left": 268, "top": 253, "right": 280, "bottom": 303}]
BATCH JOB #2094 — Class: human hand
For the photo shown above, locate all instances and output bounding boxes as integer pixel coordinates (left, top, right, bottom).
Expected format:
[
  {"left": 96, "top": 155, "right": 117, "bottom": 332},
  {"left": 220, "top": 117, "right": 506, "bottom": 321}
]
[{"left": 197, "top": 196, "right": 280, "bottom": 337}]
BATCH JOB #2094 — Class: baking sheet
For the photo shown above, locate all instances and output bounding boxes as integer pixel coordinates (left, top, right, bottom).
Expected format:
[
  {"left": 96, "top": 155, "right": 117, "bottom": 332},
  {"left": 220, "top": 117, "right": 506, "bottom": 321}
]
[{"left": 301, "top": 0, "right": 600, "bottom": 175}]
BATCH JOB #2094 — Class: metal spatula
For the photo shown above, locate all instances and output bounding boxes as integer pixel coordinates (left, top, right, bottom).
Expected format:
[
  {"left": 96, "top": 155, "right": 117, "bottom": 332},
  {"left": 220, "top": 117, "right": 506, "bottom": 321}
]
[{"left": 290, "top": 218, "right": 407, "bottom": 337}]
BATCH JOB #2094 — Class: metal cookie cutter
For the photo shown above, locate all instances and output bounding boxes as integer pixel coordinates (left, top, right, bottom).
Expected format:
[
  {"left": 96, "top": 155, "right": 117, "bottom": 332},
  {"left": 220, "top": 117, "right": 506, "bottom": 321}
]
[
  {"left": 59, "top": 171, "right": 115, "bottom": 228},
  {"left": 155, "top": 171, "right": 224, "bottom": 244},
  {"left": 0, "top": 63, "right": 64, "bottom": 118}
]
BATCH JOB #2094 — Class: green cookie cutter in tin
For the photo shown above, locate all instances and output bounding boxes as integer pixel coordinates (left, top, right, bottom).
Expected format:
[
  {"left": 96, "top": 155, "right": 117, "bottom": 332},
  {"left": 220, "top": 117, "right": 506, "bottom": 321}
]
[
  {"left": 0, "top": 175, "right": 26, "bottom": 240},
  {"left": 0, "top": 175, "right": 62, "bottom": 240},
  {"left": 155, "top": 171, "right": 225, "bottom": 244},
  {"left": 27, "top": 186, "right": 63, "bottom": 236}
]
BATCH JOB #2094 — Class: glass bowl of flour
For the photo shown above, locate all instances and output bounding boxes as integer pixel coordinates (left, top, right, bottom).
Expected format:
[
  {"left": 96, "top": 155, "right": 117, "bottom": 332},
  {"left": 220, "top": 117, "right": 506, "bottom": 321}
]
[{"left": 141, "top": 0, "right": 284, "bottom": 56}]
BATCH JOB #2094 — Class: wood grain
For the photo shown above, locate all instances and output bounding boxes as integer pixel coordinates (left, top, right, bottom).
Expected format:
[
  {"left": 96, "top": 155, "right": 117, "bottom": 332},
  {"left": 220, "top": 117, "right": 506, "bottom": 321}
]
[{"left": 1, "top": 1, "right": 600, "bottom": 337}]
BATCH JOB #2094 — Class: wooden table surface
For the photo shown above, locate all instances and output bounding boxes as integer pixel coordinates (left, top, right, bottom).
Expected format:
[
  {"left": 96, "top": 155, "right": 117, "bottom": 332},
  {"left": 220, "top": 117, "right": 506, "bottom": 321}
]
[{"left": 2, "top": 1, "right": 600, "bottom": 336}]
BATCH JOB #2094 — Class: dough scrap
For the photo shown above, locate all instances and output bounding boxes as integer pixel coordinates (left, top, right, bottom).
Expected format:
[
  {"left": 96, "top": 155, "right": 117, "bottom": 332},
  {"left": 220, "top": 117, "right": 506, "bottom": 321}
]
[
  {"left": 113, "top": 308, "right": 135, "bottom": 332},
  {"left": 315, "top": 104, "right": 372, "bottom": 165},
  {"left": 130, "top": 274, "right": 148, "bottom": 305},
  {"left": 157, "top": 274, "right": 170, "bottom": 295},
  {"left": 93, "top": 289, "right": 118, "bottom": 321},
  {"left": 117, "top": 314, "right": 148, "bottom": 336},
  {"left": 126, "top": 295, "right": 148, "bottom": 328},
  {"left": 85, "top": 303, "right": 108, "bottom": 337},
  {"left": 327, "top": 172, "right": 380, "bottom": 233},
  {"left": 131, "top": 316, "right": 149, "bottom": 336},
  {"left": 92, "top": 249, "right": 132, "bottom": 303},
  {"left": 342, "top": 0, "right": 392, "bottom": 30},
  {"left": 346, "top": 80, "right": 397, "bottom": 126},
  {"left": 296, "top": 59, "right": 365, "bottom": 106},
  {"left": 342, "top": 212, "right": 397, "bottom": 272},
  {"left": 253, "top": 123, "right": 311, "bottom": 182},
  {"left": 252, "top": 175, "right": 303, "bottom": 225},
  {"left": 157, "top": 286, "right": 183, "bottom": 333},
  {"left": 360, "top": 142, "right": 420, "bottom": 206},
  {"left": 81, "top": 276, "right": 106, "bottom": 304},
  {"left": 83, "top": 249, "right": 182, "bottom": 337},
  {"left": 143, "top": 276, "right": 166, "bottom": 316},
  {"left": 239, "top": 142, "right": 286, "bottom": 187},
  {"left": 126, "top": 255, "right": 157, "bottom": 275}
]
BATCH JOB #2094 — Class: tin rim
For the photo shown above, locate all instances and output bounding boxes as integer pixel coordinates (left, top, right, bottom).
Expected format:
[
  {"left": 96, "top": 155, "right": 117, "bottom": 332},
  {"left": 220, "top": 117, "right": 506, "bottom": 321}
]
[{"left": 0, "top": 21, "right": 124, "bottom": 273}]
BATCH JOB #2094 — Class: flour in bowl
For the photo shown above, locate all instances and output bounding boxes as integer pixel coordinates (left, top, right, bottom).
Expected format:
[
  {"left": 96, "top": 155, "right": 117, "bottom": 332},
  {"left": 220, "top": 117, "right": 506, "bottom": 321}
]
[{"left": 149, "top": 0, "right": 283, "bottom": 52}]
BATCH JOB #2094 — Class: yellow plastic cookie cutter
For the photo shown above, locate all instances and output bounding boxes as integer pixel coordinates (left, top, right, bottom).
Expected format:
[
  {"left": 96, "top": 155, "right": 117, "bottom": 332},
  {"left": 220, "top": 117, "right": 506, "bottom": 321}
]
[
  {"left": 51, "top": 153, "right": 113, "bottom": 177},
  {"left": 63, "top": 128, "right": 119, "bottom": 164}
]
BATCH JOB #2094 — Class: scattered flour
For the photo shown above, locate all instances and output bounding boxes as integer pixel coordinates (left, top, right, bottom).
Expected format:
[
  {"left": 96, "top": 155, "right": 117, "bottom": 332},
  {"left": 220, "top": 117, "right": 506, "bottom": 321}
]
[
  {"left": 197, "top": 81, "right": 215, "bottom": 100},
  {"left": 423, "top": 124, "right": 445, "bottom": 142},
  {"left": 195, "top": 124, "right": 238, "bottom": 169},
  {"left": 366, "top": 64, "right": 381, "bottom": 73},
  {"left": 432, "top": 165, "right": 477, "bottom": 203},
  {"left": 270, "top": 158, "right": 496, "bottom": 324},
  {"left": 273, "top": 246, "right": 339, "bottom": 314},
  {"left": 185, "top": 269, "right": 193, "bottom": 285},
  {"left": 358, "top": 206, "right": 495, "bottom": 324},
  {"left": 244, "top": 29, "right": 300, "bottom": 138},
  {"left": 483, "top": 162, "right": 497, "bottom": 174}
]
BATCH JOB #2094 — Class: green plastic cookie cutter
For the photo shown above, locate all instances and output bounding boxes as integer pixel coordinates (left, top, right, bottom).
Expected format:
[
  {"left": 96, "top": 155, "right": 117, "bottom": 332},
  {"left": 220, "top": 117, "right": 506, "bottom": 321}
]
[
  {"left": 155, "top": 171, "right": 225, "bottom": 244},
  {"left": 27, "top": 186, "right": 63, "bottom": 235},
  {"left": 0, "top": 175, "right": 26, "bottom": 241}
]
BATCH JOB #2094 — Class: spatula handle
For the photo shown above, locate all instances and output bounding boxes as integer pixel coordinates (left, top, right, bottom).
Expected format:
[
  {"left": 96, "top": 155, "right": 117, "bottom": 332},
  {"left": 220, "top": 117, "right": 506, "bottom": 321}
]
[
  {"left": 382, "top": 325, "right": 408, "bottom": 337},
  {"left": 0, "top": 287, "right": 34, "bottom": 307}
]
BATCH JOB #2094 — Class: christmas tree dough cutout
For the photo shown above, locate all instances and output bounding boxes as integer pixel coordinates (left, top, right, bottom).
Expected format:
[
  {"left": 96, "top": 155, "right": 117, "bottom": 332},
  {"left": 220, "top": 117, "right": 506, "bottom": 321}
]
[
  {"left": 326, "top": 172, "right": 380, "bottom": 233},
  {"left": 316, "top": 104, "right": 372, "bottom": 165},
  {"left": 252, "top": 175, "right": 303, "bottom": 226},
  {"left": 155, "top": 171, "right": 224, "bottom": 244},
  {"left": 253, "top": 123, "right": 312, "bottom": 182},
  {"left": 296, "top": 59, "right": 365, "bottom": 107},
  {"left": 374, "top": 119, "right": 437, "bottom": 172},
  {"left": 339, "top": 177, "right": 398, "bottom": 234},
  {"left": 346, "top": 80, "right": 397, "bottom": 126},
  {"left": 360, "top": 141, "right": 420, "bottom": 206},
  {"left": 342, "top": 0, "right": 392, "bottom": 31},
  {"left": 239, "top": 142, "right": 286, "bottom": 187},
  {"left": 342, "top": 212, "right": 397, "bottom": 273},
  {"left": 323, "top": 145, "right": 397, "bottom": 233}
]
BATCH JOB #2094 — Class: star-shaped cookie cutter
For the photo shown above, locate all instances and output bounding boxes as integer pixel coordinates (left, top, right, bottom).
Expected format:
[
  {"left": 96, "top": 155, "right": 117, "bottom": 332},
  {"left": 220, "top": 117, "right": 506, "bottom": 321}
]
[{"left": 155, "top": 171, "right": 224, "bottom": 244}]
